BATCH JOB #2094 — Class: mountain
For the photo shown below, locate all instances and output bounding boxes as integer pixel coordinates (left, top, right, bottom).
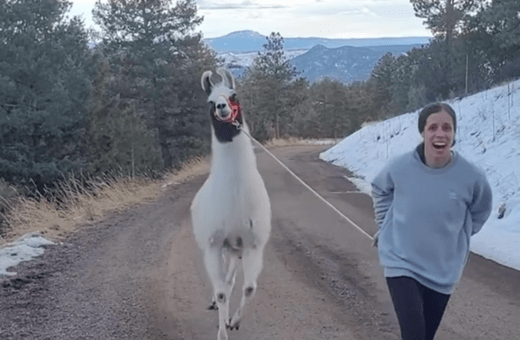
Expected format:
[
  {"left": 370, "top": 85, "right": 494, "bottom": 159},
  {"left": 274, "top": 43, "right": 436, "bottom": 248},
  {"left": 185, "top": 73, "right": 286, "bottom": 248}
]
[
  {"left": 205, "top": 30, "right": 430, "bottom": 53},
  {"left": 206, "top": 30, "right": 429, "bottom": 84},
  {"left": 205, "top": 30, "right": 269, "bottom": 53},
  {"left": 290, "top": 44, "right": 422, "bottom": 83},
  {"left": 218, "top": 49, "right": 309, "bottom": 79}
]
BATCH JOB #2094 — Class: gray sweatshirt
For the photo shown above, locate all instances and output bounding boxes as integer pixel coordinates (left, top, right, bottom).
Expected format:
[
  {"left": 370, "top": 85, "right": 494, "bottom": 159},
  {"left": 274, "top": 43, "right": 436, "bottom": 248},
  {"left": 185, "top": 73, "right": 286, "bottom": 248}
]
[{"left": 371, "top": 146, "right": 492, "bottom": 294}]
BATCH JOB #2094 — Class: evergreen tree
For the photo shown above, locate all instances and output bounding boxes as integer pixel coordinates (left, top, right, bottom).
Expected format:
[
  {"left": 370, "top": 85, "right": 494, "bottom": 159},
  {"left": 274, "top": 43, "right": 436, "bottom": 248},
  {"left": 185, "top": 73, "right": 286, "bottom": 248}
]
[
  {"left": 242, "top": 32, "right": 299, "bottom": 140},
  {"left": 250, "top": 32, "right": 299, "bottom": 82},
  {"left": 92, "top": 0, "right": 216, "bottom": 168},
  {"left": 370, "top": 53, "right": 398, "bottom": 117},
  {"left": 410, "top": 0, "right": 481, "bottom": 45},
  {"left": 388, "top": 51, "right": 420, "bottom": 112},
  {"left": 309, "top": 79, "right": 353, "bottom": 139},
  {"left": 467, "top": 0, "right": 520, "bottom": 82},
  {"left": 0, "top": 0, "right": 93, "bottom": 189},
  {"left": 87, "top": 56, "right": 163, "bottom": 177},
  {"left": 283, "top": 78, "right": 310, "bottom": 137}
]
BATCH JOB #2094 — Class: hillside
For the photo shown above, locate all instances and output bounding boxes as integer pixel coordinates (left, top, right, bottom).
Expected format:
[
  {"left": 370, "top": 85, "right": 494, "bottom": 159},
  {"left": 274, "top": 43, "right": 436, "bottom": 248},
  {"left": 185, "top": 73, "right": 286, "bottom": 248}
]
[
  {"left": 290, "top": 44, "right": 422, "bottom": 83},
  {"left": 320, "top": 78, "right": 520, "bottom": 271}
]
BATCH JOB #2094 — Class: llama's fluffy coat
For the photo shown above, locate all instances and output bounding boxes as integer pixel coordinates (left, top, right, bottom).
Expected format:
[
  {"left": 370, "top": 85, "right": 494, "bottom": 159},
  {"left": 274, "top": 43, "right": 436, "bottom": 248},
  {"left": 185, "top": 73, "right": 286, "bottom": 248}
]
[{"left": 190, "top": 68, "right": 271, "bottom": 340}]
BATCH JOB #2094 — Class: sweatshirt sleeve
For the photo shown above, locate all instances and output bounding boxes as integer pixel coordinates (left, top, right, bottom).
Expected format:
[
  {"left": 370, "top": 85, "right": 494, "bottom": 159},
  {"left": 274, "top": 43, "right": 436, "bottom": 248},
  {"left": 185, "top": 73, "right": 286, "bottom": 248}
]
[
  {"left": 371, "top": 165, "right": 395, "bottom": 230},
  {"left": 469, "top": 170, "right": 493, "bottom": 236}
]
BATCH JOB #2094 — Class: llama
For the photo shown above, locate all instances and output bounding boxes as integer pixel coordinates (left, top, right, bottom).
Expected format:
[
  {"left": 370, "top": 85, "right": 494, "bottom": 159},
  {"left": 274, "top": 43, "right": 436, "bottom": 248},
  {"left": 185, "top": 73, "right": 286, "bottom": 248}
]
[{"left": 190, "top": 68, "right": 272, "bottom": 340}]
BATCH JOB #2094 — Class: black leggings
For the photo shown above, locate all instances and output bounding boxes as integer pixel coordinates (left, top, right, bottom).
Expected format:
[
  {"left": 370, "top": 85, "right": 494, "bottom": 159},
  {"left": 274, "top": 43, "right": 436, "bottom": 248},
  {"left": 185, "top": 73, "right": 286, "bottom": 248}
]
[{"left": 386, "top": 276, "right": 451, "bottom": 340}]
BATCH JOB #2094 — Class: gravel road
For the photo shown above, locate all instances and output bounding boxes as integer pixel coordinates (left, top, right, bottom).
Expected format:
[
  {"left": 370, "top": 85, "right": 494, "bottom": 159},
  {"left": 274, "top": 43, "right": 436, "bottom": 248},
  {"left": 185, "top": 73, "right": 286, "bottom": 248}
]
[{"left": 1, "top": 145, "right": 519, "bottom": 340}]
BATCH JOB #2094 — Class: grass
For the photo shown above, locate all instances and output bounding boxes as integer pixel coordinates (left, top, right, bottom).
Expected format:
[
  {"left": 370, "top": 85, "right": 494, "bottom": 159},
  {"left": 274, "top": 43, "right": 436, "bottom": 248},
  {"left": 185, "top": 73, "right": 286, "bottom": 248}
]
[
  {"left": 0, "top": 138, "right": 331, "bottom": 246},
  {"left": 0, "top": 157, "right": 209, "bottom": 245}
]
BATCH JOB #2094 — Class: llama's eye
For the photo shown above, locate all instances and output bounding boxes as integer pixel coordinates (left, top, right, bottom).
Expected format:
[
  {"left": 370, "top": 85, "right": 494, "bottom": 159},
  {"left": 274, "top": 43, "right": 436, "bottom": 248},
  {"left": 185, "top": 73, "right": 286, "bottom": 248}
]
[{"left": 230, "top": 94, "right": 236, "bottom": 102}]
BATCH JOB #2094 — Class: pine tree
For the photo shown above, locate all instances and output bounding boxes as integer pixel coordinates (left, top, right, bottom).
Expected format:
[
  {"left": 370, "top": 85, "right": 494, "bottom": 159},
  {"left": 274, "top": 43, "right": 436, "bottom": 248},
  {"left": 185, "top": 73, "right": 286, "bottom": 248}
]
[
  {"left": 250, "top": 32, "right": 299, "bottom": 82},
  {"left": 467, "top": 0, "right": 520, "bottom": 82},
  {"left": 243, "top": 32, "right": 299, "bottom": 140},
  {"left": 308, "top": 79, "right": 352, "bottom": 139},
  {"left": 410, "top": 0, "right": 481, "bottom": 45},
  {"left": 370, "top": 53, "right": 398, "bottom": 117},
  {"left": 92, "top": 0, "right": 216, "bottom": 168},
  {"left": 0, "top": 0, "right": 93, "bottom": 189},
  {"left": 87, "top": 56, "right": 163, "bottom": 177}
]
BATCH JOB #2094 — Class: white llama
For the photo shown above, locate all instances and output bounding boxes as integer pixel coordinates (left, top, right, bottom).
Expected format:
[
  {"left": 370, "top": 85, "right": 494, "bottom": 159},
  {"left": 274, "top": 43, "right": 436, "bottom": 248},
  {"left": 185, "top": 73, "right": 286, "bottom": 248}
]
[{"left": 190, "top": 68, "right": 272, "bottom": 340}]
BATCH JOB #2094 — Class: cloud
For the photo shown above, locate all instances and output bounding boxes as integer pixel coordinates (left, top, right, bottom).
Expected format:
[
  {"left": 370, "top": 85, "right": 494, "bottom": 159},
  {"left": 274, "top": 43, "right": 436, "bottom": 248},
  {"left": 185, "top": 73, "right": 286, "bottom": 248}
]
[
  {"left": 199, "top": 0, "right": 430, "bottom": 39},
  {"left": 197, "top": 0, "right": 287, "bottom": 10}
]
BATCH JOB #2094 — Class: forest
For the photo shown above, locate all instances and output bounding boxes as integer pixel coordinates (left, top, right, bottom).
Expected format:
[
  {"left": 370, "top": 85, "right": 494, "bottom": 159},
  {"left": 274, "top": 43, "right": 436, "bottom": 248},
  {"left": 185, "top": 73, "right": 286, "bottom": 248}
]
[{"left": 0, "top": 0, "right": 519, "bottom": 198}]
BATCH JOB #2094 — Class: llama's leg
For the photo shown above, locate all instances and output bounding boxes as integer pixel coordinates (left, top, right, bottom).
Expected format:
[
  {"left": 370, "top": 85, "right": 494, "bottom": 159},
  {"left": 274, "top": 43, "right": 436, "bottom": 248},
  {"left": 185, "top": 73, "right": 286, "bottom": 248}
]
[
  {"left": 202, "top": 247, "right": 231, "bottom": 340},
  {"left": 225, "top": 255, "right": 239, "bottom": 297},
  {"left": 209, "top": 253, "right": 239, "bottom": 311},
  {"left": 209, "top": 253, "right": 231, "bottom": 310},
  {"left": 229, "top": 245, "right": 265, "bottom": 330}
]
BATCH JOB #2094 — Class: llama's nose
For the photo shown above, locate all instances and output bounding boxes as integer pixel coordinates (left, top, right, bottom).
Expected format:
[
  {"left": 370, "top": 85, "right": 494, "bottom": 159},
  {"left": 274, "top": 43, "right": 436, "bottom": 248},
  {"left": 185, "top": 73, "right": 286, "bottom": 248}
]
[{"left": 216, "top": 103, "right": 227, "bottom": 110}]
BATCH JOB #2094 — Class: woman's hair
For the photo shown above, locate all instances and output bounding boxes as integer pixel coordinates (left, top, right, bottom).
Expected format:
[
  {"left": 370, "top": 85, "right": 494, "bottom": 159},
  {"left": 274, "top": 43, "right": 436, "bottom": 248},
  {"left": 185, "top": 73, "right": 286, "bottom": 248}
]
[{"left": 418, "top": 102, "right": 457, "bottom": 133}]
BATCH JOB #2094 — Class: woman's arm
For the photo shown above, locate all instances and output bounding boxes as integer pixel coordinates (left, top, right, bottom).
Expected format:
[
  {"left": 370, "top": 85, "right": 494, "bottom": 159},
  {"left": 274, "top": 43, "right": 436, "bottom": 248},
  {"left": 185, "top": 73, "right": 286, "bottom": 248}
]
[
  {"left": 370, "top": 167, "right": 395, "bottom": 246},
  {"left": 469, "top": 172, "right": 493, "bottom": 235},
  {"left": 371, "top": 169, "right": 395, "bottom": 230}
]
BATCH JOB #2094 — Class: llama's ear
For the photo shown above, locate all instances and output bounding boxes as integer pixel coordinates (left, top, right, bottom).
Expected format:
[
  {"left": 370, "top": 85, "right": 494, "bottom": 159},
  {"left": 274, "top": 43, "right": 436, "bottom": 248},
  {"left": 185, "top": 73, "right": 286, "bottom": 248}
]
[
  {"left": 201, "top": 71, "right": 213, "bottom": 95},
  {"left": 216, "top": 68, "right": 235, "bottom": 90}
]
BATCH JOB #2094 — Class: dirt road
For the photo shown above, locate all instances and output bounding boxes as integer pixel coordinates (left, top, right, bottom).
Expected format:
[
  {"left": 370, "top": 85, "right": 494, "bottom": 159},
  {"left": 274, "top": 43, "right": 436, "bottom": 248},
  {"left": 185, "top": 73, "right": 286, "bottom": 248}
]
[{"left": 1, "top": 145, "right": 519, "bottom": 340}]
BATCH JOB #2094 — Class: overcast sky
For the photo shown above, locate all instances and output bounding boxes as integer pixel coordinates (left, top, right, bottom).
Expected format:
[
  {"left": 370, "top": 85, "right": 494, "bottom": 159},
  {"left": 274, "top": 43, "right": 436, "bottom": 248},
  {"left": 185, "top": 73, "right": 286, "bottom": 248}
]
[{"left": 70, "top": 0, "right": 432, "bottom": 39}]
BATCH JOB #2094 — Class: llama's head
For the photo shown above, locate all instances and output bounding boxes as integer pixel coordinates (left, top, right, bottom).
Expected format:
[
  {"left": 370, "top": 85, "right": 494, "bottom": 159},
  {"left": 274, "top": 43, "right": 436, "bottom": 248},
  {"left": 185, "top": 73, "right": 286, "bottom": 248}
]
[{"left": 202, "top": 68, "right": 244, "bottom": 143}]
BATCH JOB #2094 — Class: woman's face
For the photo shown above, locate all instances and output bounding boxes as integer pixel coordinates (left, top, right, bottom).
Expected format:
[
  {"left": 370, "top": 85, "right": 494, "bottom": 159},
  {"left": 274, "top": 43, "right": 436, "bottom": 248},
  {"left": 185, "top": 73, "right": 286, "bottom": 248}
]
[{"left": 421, "top": 110, "right": 455, "bottom": 167}]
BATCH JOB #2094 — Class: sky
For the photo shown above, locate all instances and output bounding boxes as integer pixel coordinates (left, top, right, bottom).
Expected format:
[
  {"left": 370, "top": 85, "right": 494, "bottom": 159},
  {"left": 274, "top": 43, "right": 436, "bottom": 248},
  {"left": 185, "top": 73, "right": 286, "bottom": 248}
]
[
  {"left": 69, "top": 0, "right": 433, "bottom": 39},
  {"left": 321, "top": 78, "right": 520, "bottom": 272}
]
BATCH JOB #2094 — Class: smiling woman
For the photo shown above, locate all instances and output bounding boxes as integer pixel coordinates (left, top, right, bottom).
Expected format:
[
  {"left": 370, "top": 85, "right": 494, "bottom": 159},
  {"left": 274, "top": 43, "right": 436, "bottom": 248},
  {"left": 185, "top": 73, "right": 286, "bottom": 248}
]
[
  {"left": 418, "top": 102, "right": 457, "bottom": 168},
  {"left": 371, "top": 102, "right": 493, "bottom": 340}
]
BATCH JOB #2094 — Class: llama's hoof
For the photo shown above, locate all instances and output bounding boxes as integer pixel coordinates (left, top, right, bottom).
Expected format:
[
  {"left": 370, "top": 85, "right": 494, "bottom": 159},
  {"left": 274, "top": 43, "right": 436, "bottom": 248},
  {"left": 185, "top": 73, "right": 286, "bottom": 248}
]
[
  {"left": 226, "top": 324, "right": 239, "bottom": 331},
  {"left": 208, "top": 301, "right": 218, "bottom": 310},
  {"left": 227, "top": 319, "right": 240, "bottom": 331}
]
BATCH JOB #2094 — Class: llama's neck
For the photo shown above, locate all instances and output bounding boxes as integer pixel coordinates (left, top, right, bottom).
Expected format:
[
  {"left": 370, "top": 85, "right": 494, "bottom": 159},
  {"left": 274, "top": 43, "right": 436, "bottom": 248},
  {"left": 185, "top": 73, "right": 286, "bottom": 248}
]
[{"left": 210, "top": 127, "right": 256, "bottom": 181}]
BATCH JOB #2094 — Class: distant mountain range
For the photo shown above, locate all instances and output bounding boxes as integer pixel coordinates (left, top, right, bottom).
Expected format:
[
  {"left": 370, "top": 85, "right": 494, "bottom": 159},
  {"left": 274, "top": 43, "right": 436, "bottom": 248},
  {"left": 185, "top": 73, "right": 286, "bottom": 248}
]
[
  {"left": 204, "top": 30, "right": 431, "bottom": 84},
  {"left": 205, "top": 30, "right": 430, "bottom": 53}
]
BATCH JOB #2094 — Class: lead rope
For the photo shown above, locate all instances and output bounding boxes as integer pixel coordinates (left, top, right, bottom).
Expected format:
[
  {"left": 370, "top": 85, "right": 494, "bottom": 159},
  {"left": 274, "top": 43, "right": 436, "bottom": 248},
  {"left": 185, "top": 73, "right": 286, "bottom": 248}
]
[{"left": 232, "top": 121, "right": 373, "bottom": 241}]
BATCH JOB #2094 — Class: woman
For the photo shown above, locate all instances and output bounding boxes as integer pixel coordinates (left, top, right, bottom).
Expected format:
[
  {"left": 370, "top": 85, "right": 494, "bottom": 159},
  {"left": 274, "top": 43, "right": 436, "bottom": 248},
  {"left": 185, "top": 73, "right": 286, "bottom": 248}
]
[{"left": 371, "top": 102, "right": 493, "bottom": 340}]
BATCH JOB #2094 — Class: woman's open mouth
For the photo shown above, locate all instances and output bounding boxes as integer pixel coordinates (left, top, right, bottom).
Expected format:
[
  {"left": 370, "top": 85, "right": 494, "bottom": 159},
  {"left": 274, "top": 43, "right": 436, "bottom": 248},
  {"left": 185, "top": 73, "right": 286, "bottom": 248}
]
[{"left": 433, "top": 142, "right": 447, "bottom": 149}]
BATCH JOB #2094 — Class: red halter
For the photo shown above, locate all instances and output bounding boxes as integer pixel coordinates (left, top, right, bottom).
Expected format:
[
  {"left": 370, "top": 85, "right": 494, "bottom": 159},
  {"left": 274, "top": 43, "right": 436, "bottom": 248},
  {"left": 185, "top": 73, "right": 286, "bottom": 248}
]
[{"left": 216, "top": 97, "right": 242, "bottom": 125}]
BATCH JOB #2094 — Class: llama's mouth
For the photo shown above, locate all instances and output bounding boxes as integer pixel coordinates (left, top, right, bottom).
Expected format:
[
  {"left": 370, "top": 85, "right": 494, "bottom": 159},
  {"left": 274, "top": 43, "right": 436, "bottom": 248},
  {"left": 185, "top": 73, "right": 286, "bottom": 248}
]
[{"left": 217, "top": 112, "right": 232, "bottom": 122}]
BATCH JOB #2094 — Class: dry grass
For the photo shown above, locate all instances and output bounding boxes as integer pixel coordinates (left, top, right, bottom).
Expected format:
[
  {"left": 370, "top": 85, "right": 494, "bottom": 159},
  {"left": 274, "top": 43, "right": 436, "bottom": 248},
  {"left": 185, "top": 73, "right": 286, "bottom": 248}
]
[
  {"left": 0, "top": 158, "right": 210, "bottom": 245},
  {"left": 161, "top": 156, "right": 209, "bottom": 188},
  {"left": 0, "top": 138, "right": 331, "bottom": 245}
]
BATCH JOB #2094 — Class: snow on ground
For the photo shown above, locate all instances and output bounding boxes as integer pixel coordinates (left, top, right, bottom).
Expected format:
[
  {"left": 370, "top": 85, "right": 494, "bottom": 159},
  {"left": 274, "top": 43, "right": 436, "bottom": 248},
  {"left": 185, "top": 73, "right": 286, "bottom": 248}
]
[
  {"left": 320, "top": 79, "right": 520, "bottom": 271},
  {"left": 219, "top": 49, "right": 308, "bottom": 68},
  {"left": 0, "top": 232, "right": 54, "bottom": 278}
]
